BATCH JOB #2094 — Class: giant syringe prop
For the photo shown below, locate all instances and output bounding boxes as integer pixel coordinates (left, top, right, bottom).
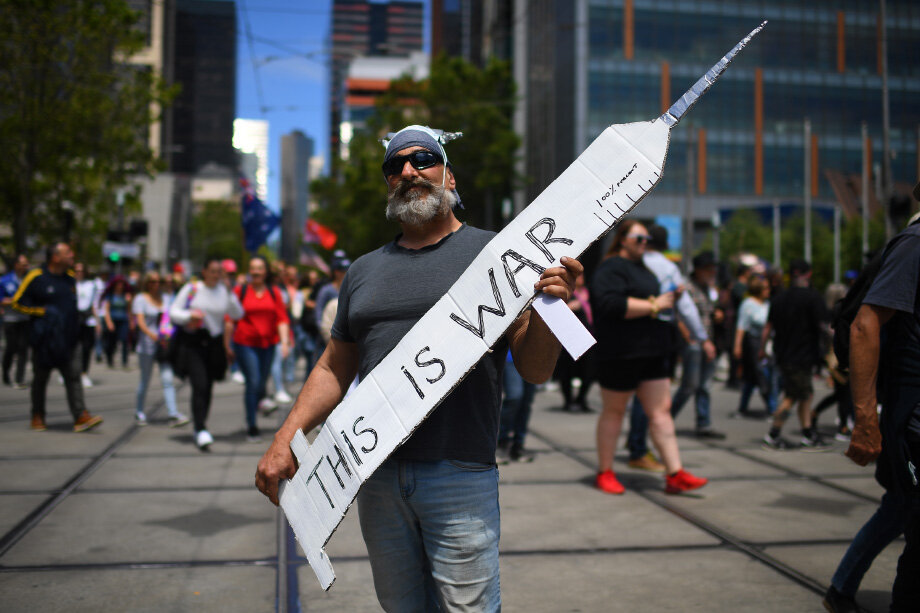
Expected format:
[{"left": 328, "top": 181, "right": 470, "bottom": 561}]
[{"left": 279, "top": 21, "right": 767, "bottom": 590}]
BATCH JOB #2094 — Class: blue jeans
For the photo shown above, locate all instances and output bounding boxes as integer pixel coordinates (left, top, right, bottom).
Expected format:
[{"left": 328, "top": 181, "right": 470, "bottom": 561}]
[
  {"left": 271, "top": 344, "right": 284, "bottom": 394},
  {"left": 357, "top": 459, "right": 501, "bottom": 612},
  {"left": 671, "top": 343, "right": 716, "bottom": 430},
  {"left": 282, "top": 330, "right": 297, "bottom": 383},
  {"left": 627, "top": 397, "right": 649, "bottom": 461},
  {"left": 298, "top": 330, "right": 318, "bottom": 380},
  {"left": 136, "top": 352, "right": 179, "bottom": 417},
  {"left": 499, "top": 361, "right": 536, "bottom": 448},
  {"left": 738, "top": 360, "right": 778, "bottom": 415},
  {"left": 831, "top": 490, "right": 905, "bottom": 598},
  {"left": 235, "top": 344, "right": 274, "bottom": 428}
]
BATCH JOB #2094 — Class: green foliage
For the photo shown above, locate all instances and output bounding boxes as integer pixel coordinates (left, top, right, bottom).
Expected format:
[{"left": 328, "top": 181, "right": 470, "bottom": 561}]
[
  {"left": 701, "top": 208, "right": 888, "bottom": 289},
  {"left": 188, "top": 200, "right": 246, "bottom": 266},
  {"left": 0, "top": 0, "right": 175, "bottom": 256},
  {"left": 311, "top": 53, "right": 520, "bottom": 259}
]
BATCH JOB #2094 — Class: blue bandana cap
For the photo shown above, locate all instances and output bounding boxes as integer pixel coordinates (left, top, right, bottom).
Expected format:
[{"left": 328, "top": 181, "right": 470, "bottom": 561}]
[{"left": 381, "top": 125, "right": 464, "bottom": 208}]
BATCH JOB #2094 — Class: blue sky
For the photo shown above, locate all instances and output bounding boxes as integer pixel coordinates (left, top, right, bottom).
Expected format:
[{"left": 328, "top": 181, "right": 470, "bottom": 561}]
[{"left": 234, "top": 0, "right": 431, "bottom": 213}]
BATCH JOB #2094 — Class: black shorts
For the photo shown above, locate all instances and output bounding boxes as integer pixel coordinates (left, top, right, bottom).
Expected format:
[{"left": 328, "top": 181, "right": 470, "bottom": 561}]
[
  {"left": 779, "top": 364, "right": 813, "bottom": 400},
  {"left": 596, "top": 356, "right": 671, "bottom": 392}
]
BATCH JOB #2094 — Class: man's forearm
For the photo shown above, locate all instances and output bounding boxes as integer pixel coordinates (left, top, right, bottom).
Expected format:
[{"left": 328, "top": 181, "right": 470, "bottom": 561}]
[
  {"left": 509, "top": 310, "right": 562, "bottom": 384},
  {"left": 849, "top": 307, "right": 882, "bottom": 427}
]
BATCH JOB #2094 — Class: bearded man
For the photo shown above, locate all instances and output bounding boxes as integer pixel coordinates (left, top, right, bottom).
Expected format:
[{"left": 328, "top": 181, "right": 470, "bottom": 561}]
[{"left": 256, "top": 125, "right": 581, "bottom": 610}]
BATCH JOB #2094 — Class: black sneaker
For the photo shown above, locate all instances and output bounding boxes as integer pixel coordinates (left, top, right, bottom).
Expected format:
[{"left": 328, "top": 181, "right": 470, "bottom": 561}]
[
  {"left": 801, "top": 434, "right": 833, "bottom": 452},
  {"left": 509, "top": 444, "right": 535, "bottom": 463},
  {"left": 822, "top": 585, "right": 863, "bottom": 613},
  {"left": 246, "top": 425, "right": 261, "bottom": 443},
  {"left": 696, "top": 428, "right": 726, "bottom": 440},
  {"left": 762, "top": 433, "right": 794, "bottom": 450}
]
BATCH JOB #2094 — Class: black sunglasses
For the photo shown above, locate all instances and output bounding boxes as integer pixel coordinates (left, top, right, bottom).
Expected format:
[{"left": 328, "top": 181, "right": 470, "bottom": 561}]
[{"left": 382, "top": 150, "right": 443, "bottom": 177}]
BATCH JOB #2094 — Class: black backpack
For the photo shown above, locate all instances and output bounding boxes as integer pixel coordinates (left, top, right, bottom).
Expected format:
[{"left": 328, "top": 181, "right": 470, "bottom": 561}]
[{"left": 831, "top": 251, "right": 884, "bottom": 371}]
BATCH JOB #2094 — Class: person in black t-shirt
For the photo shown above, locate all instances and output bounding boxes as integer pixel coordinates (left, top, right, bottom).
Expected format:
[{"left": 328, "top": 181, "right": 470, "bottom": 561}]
[
  {"left": 760, "top": 259, "right": 830, "bottom": 450},
  {"left": 590, "top": 219, "right": 708, "bottom": 496},
  {"left": 845, "top": 205, "right": 920, "bottom": 612}
]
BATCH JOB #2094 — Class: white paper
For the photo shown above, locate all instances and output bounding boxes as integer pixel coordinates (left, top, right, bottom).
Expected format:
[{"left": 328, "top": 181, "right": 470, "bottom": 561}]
[{"left": 532, "top": 295, "right": 596, "bottom": 360}]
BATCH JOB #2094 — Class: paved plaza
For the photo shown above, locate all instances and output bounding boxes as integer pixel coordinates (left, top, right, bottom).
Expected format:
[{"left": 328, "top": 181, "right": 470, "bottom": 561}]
[{"left": 0, "top": 360, "right": 902, "bottom": 612}]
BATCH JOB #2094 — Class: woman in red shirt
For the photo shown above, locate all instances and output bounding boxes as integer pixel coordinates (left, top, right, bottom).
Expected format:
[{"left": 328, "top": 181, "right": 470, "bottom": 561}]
[{"left": 233, "top": 256, "right": 290, "bottom": 441}]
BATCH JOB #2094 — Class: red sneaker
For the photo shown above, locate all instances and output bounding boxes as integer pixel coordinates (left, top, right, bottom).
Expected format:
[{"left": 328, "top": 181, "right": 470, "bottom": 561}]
[
  {"left": 665, "top": 469, "right": 708, "bottom": 494},
  {"left": 596, "top": 470, "right": 625, "bottom": 495}
]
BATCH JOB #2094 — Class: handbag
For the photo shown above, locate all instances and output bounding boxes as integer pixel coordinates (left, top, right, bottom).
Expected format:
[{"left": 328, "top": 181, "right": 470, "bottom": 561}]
[{"left": 160, "top": 282, "right": 198, "bottom": 371}]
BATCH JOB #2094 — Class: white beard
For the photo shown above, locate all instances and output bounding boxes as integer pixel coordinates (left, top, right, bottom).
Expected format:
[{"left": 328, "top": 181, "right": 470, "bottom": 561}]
[{"left": 386, "top": 177, "right": 457, "bottom": 225}]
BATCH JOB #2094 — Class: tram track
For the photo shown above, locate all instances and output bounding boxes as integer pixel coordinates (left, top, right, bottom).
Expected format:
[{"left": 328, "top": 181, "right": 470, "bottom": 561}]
[{"left": 527, "top": 427, "right": 882, "bottom": 602}]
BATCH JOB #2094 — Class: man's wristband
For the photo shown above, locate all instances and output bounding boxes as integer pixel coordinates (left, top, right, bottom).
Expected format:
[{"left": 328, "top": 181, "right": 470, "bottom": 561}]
[{"left": 648, "top": 296, "right": 659, "bottom": 318}]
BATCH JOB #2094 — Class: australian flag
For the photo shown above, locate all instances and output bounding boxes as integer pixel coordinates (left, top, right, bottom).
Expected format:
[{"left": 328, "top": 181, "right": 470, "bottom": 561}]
[{"left": 240, "top": 178, "right": 280, "bottom": 253}]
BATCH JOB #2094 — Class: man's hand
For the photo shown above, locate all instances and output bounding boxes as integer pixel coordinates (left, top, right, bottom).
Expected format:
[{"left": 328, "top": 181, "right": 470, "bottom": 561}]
[
  {"left": 702, "top": 339, "right": 716, "bottom": 361},
  {"left": 533, "top": 256, "right": 583, "bottom": 301},
  {"left": 846, "top": 419, "right": 882, "bottom": 466},
  {"left": 255, "top": 436, "right": 299, "bottom": 506}
]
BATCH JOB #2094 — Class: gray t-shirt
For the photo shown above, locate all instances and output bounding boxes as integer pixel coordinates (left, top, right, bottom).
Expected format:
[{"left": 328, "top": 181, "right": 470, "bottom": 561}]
[
  {"left": 133, "top": 293, "right": 170, "bottom": 355},
  {"left": 332, "top": 224, "right": 507, "bottom": 464}
]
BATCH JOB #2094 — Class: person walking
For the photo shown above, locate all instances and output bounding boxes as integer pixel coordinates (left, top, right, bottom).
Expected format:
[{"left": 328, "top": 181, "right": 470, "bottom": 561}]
[
  {"left": 132, "top": 271, "right": 189, "bottom": 427},
  {"left": 761, "top": 259, "right": 830, "bottom": 450},
  {"left": 101, "top": 275, "right": 133, "bottom": 369},
  {"left": 590, "top": 220, "right": 707, "bottom": 495},
  {"left": 668, "top": 250, "right": 723, "bottom": 438},
  {"left": 74, "top": 262, "right": 98, "bottom": 388},
  {"left": 733, "top": 275, "right": 777, "bottom": 417},
  {"left": 844, "top": 202, "right": 920, "bottom": 612},
  {"left": 169, "top": 257, "right": 243, "bottom": 451},
  {"left": 232, "top": 256, "right": 290, "bottom": 442},
  {"left": 1, "top": 254, "right": 31, "bottom": 388},
  {"left": 12, "top": 243, "right": 103, "bottom": 432}
]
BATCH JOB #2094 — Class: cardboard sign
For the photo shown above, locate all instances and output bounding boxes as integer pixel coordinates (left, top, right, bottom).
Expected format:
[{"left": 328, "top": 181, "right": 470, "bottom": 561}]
[{"left": 281, "top": 22, "right": 767, "bottom": 590}]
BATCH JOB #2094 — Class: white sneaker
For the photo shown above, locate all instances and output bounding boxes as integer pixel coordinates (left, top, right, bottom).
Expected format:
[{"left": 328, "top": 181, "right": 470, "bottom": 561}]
[
  {"left": 135, "top": 412, "right": 148, "bottom": 426},
  {"left": 57, "top": 374, "right": 64, "bottom": 384},
  {"left": 231, "top": 371, "right": 245, "bottom": 384},
  {"left": 81, "top": 374, "right": 93, "bottom": 388},
  {"left": 195, "top": 430, "right": 213, "bottom": 450},
  {"left": 274, "top": 390, "right": 293, "bottom": 404},
  {"left": 168, "top": 413, "right": 190, "bottom": 428},
  {"left": 258, "top": 397, "right": 278, "bottom": 415}
]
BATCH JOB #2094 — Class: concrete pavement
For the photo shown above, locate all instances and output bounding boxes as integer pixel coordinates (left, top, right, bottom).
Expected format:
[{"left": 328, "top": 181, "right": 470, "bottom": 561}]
[{"left": 0, "top": 359, "right": 902, "bottom": 612}]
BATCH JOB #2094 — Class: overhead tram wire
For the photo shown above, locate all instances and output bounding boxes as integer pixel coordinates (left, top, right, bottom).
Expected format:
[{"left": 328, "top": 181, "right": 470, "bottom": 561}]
[{"left": 239, "top": 0, "right": 268, "bottom": 115}]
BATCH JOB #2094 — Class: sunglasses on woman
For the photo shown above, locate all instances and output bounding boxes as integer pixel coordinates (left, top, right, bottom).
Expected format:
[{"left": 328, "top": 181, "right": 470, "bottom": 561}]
[
  {"left": 626, "top": 233, "right": 651, "bottom": 243},
  {"left": 382, "top": 150, "right": 443, "bottom": 177}
]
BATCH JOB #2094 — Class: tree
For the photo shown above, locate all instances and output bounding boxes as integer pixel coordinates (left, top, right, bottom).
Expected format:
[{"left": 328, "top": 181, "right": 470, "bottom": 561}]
[
  {"left": 188, "top": 200, "right": 247, "bottom": 266},
  {"left": 311, "top": 54, "right": 520, "bottom": 259},
  {"left": 0, "top": 0, "right": 175, "bottom": 256}
]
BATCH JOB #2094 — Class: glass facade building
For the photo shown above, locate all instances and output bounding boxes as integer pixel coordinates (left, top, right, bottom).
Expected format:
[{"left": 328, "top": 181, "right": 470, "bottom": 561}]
[{"left": 578, "top": 0, "right": 919, "bottom": 220}]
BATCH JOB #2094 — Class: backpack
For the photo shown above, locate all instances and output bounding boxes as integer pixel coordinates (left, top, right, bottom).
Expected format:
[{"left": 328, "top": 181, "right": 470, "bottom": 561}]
[{"left": 831, "top": 251, "right": 884, "bottom": 371}]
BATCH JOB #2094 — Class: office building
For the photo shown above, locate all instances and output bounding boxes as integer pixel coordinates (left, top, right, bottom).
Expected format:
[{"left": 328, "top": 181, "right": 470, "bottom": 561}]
[
  {"left": 508, "top": 0, "right": 919, "bottom": 230},
  {"left": 234, "top": 118, "right": 270, "bottom": 202},
  {"left": 280, "top": 131, "right": 315, "bottom": 262},
  {"left": 329, "top": 0, "right": 424, "bottom": 165},
  {"left": 170, "top": 0, "right": 237, "bottom": 174}
]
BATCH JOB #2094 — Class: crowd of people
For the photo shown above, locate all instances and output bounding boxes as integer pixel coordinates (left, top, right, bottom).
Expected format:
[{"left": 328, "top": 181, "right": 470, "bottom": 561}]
[
  {"left": 0, "top": 244, "right": 350, "bottom": 450},
  {"left": 2, "top": 123, "right": 917, "bottom": 611}
]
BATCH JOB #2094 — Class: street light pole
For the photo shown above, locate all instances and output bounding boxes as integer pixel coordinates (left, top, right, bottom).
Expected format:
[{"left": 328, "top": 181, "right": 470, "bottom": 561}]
[
  {"left": 861, "top": 121, "right": 870, "bottom": 259},
  {"left": 880, "top": 0, "right": 895, "bottom": 240},
  {"left": 804, "top": 118, "right": 812, "bottom": 263}
]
